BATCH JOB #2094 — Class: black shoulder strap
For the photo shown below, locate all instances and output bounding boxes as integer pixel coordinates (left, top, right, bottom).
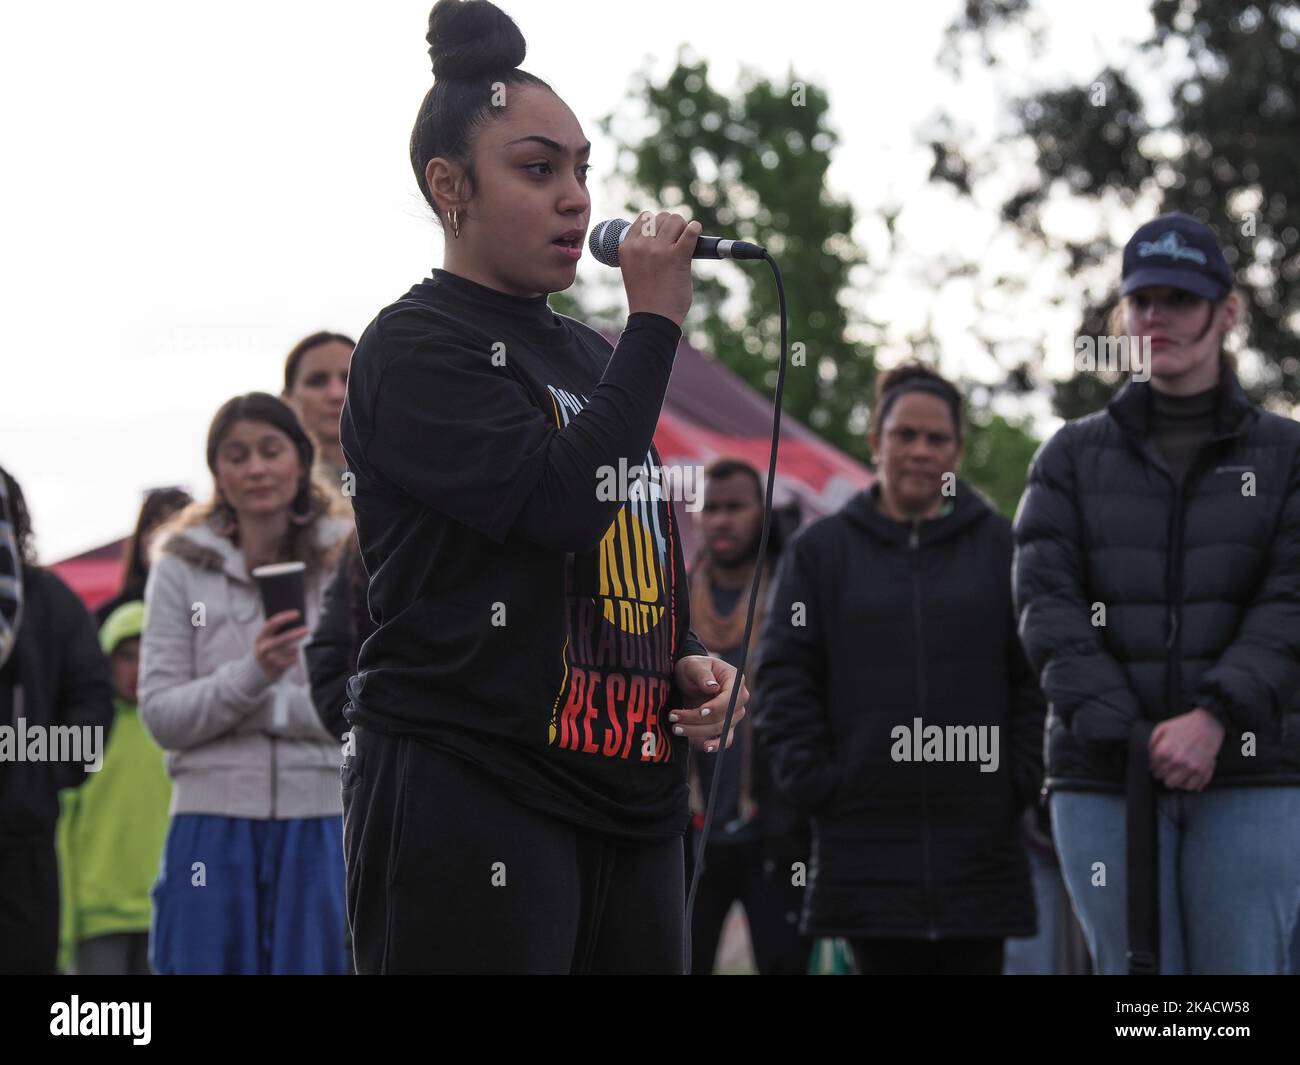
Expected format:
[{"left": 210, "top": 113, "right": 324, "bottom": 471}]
[{"left": 1126, "top": 720, "right": 1159, "bottom": 975}]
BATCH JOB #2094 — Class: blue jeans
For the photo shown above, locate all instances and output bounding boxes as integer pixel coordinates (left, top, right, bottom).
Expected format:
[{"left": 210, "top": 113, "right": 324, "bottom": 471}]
[
  {"left": 1051, "top": 787, "right": 1300, "bottom": 974},
  {"left": 1003, "top": 825, "right": 1064, "bottom": 975}
]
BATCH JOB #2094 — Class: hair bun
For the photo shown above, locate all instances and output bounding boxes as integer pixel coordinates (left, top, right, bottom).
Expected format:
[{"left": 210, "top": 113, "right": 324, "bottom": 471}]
[{"left": 426, "top": 0, "right": 527, "bottom": 81}]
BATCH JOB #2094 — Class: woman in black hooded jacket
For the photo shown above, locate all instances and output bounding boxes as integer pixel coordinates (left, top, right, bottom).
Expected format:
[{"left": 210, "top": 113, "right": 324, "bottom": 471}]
[
  {"left": 1014, "top": 213, "right": 1300, "bottom": 975},
  {"left": 755, "top": 364, "right": 1046, "bottom": 975}
]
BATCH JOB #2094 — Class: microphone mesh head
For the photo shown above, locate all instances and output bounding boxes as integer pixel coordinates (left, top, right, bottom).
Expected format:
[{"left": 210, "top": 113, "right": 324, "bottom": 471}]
[{"left": 588, "top": 219, "right": 630, "bottom": 267}]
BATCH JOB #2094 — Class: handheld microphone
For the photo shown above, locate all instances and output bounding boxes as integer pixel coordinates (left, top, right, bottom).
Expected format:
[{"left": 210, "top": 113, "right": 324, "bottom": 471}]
[{"left": 588, "top": 218, "right": 766, "bottom": 267}]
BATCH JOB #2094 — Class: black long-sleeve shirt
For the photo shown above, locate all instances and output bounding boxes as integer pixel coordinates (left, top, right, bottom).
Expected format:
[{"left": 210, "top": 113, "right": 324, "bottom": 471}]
[
  {"left": 340, "top": 268, "right": 707, "bottom": 840},
  {"left": 305, "top": 540, "right": 373, "bottom": 742}
]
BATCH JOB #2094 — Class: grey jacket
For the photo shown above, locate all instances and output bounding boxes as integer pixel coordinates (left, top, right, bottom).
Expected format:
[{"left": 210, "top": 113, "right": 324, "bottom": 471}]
[{"left": 139, "top": 515, "right": 353, "bottom": 819}]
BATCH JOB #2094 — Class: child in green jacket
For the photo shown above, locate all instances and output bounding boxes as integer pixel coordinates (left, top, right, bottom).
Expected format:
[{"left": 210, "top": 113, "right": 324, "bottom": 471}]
[{"left": 58, "top": 601, "right": 171, "bottom": 974}]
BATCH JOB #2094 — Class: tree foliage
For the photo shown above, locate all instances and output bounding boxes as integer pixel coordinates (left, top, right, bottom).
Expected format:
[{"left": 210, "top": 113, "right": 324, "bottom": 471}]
[
  {"left": 933, "top": 0, "right": 1300, "bottom": 415},
  {"left": 598, "top": 49, "right": 875, "bottom": 458}
]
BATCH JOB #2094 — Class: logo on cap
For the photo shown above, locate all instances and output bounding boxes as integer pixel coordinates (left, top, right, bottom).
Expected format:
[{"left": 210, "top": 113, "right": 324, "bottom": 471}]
[{"left": 1137, "top": 231, "right": 1208, "bottom": 265}]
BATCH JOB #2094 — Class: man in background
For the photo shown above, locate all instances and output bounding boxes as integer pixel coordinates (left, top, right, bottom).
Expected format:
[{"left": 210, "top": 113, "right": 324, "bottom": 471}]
[{"left": 685, "top": 458, "right": 810, "bottom": 975}]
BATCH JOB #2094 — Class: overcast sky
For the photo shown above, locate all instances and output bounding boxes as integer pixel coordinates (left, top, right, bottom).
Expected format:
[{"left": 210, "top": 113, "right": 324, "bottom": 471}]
[{"left": 1, "top": 0, "right": 1153, "bottom": 561}]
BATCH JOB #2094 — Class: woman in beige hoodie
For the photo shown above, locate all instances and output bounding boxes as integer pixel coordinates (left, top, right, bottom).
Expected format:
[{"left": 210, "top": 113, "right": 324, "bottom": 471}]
[{"left": 139, "top": 392, "right": 352, "bottom": 974}]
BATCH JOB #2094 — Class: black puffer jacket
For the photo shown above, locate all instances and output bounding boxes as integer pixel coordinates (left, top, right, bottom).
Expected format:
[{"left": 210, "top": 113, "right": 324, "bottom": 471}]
[
  {"left": 1013, "top": 363, "right": 1300, "bottom": 792},
  {"left": 755, "top": 481, "right": 1043, "bottom": 939}
]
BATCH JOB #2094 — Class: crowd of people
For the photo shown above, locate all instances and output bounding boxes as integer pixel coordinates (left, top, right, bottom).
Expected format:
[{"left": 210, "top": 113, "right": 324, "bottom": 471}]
[
  {"left": 1, "top": 333, "right": 361, "bottom": 974},
  {"left": 3, "top": 206, "right": 1298, "bottom": 978},
  {"left": 2, "top": 0, "right": 1299, "bottom": 979}
]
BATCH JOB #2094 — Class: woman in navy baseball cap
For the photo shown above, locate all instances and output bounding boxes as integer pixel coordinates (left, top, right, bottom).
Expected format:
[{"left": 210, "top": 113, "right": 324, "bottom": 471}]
[
  {"left": 1014, "top": 212, "right": 1300, "bottom": 974},
  {"left": 1116, "top": 212, "right": 1239, "bottom": 392}
]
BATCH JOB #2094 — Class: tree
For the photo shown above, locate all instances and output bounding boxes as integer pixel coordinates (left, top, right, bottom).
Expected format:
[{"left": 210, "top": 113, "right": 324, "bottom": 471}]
[
  {"left": 550, "top": 48, "right": 1043, "bottom": 516},
  {"left": 597, "top": 48, "right": 876, "bottom": 460},
  {"left": 930, "top": 0, "right": 1300, "bottom": 416},
  {"left": 962, "top": 410, "right": 1042, "bottom": 516}
]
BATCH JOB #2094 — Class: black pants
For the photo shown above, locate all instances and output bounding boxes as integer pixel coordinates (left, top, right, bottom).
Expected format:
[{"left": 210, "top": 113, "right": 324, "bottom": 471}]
[
  {"left": 0, "top": 834, "right": 58, "bottom": 974},
  {"left": 75, "top": 932, "right": 151, "bottom": 976},
  {"left": 343, "top": 724, "right": 685, "bottom": 974},
  {"left": 849, "top": 937, "right": 1005, "bottom": 975},
  {"left": 686, "top": 832, "right": 812, "bottom": 974}
]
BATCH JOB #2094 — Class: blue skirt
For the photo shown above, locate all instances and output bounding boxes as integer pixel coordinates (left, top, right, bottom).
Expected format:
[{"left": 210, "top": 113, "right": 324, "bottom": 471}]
[{"left": 150, "top": 814, "right": 348, "bottom": 975}]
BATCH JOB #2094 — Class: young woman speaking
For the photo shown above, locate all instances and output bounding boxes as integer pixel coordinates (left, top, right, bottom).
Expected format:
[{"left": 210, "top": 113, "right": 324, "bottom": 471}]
[{"left": 339, "top": 0, "right": 745, "bottom": 974}]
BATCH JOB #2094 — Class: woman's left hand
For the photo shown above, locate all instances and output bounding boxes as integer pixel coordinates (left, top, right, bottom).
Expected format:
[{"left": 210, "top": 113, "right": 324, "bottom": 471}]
[
  {"left": 1148, "top": 708, "right": 1226, "bottom": 791},
  {"left": 670, "top": 655, "right": 748, "bottom": 753}
]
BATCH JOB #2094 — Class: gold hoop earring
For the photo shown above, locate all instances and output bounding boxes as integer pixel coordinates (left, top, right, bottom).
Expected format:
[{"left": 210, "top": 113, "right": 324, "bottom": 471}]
[{"left": 449, "top": 208, "right": 461, "bottom": 239}]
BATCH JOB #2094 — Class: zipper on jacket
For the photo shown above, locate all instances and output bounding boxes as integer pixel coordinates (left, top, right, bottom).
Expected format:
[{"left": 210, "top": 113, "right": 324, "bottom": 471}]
[
  {"left": 909, "top": 519, "right": 939, "bottom": 940},
  {"left": 1164, "top": 482, "right": 1182, "bottom": 716},
  {"left": 270, "top": 735, "right": 277, "bottom": 819},
  {"left": 1165, "top": 442, "right": 1227, "bottom": 717},
  {"left": 1136, "top": 435, "right": 1201, "bottom": 721}
]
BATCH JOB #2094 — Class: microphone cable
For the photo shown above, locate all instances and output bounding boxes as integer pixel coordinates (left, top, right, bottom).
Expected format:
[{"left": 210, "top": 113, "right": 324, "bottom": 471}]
[{"left": 682, "top": 250, "right": 789, "bottom": 973}]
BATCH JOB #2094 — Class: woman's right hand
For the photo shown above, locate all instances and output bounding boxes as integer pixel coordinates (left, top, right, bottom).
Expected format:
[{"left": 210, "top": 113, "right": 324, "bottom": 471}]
[
  {"left": 254, "top": 610, "right": 310, "bottom": 680},
  {"left": 619, "top": 210, "right": 702, "bottom": 329}
]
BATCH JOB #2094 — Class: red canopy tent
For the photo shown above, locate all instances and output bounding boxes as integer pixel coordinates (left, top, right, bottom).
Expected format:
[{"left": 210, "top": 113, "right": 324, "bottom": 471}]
[
  {"left": 51, "top": 340, "right": 871, "bottom": 608},
  {"left": 639, "top": 331, "right": 872, "bottom": 564},
  {"left": 51, "top": 537, "right": 129, "bottom": 613}
]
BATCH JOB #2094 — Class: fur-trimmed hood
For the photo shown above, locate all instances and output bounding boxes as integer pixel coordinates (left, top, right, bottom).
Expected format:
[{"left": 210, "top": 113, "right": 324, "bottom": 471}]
[{"left": 154, "top": 514, "right": 352, "bottom": 583}]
